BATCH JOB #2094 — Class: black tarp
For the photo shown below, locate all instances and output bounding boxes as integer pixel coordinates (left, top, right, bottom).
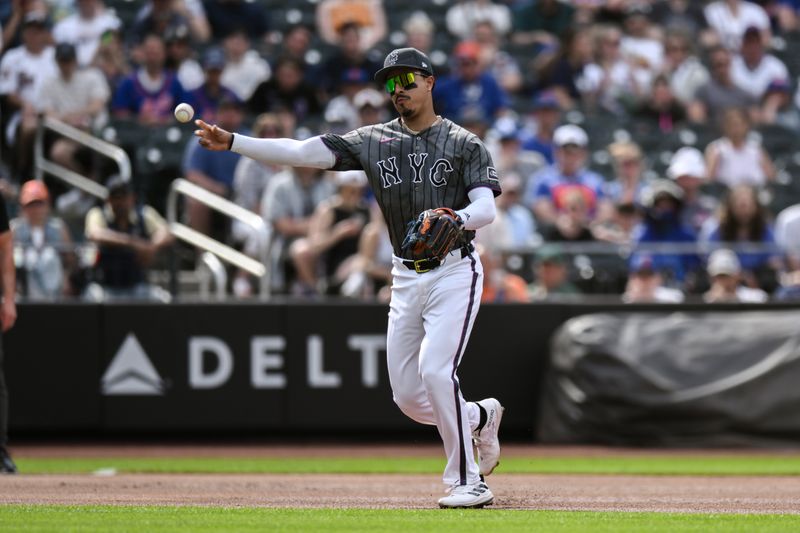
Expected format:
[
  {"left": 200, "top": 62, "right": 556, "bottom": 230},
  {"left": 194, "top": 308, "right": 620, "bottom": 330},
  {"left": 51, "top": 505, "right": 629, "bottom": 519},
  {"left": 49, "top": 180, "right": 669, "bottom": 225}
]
[{"left": 537, "top": 310, "right": 800, "bottom": 446}]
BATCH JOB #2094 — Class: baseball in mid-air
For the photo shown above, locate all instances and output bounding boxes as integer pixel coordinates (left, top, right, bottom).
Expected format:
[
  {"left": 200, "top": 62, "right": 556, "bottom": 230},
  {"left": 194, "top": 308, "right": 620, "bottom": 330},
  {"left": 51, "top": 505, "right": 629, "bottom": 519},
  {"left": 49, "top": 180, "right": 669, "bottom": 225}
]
[{"left": 174, "top": 102, "right": 194, "bottom": 123}]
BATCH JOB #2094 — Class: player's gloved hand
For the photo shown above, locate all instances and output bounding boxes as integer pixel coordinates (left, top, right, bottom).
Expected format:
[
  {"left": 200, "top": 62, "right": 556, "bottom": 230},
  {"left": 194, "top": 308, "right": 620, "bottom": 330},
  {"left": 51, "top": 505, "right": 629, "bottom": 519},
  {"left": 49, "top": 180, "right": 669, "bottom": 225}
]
[{"left": 401, "top": 207, "right": 464, "bottom": 261}]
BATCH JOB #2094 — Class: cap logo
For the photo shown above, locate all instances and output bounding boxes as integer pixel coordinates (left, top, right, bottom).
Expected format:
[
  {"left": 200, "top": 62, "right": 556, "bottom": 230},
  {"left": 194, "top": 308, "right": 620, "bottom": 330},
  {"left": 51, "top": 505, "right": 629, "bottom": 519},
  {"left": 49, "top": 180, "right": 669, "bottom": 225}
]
[
  {"left": 421, "top": 62, "right": 428, "bottom": 68},
  {"left": 386, "top": 50, "right": 399, "bottom": 66}
]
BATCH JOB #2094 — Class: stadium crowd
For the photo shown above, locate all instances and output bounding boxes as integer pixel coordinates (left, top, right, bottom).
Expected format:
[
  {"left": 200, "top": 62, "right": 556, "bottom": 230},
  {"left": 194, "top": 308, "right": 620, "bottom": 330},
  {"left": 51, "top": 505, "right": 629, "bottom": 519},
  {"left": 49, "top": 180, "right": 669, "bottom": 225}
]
[{"left": 1, "top": 0, "right": 800, "bottom": 303}]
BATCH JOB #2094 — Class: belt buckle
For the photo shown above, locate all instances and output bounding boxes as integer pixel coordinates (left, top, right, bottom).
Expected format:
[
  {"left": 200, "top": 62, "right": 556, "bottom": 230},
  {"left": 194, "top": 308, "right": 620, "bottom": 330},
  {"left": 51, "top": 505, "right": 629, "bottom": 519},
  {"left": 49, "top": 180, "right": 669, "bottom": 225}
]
[{"left": 413, "top": 259, "right": 431, "bottom": 273}]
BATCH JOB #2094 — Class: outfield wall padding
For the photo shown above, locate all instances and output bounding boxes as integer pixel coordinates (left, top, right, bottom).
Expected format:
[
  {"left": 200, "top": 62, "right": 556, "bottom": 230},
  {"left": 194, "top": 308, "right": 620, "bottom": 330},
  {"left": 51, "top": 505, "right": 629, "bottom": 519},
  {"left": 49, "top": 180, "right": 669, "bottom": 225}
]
[{"left": 4, "top": 302, "right": 799, "bottom": 442}]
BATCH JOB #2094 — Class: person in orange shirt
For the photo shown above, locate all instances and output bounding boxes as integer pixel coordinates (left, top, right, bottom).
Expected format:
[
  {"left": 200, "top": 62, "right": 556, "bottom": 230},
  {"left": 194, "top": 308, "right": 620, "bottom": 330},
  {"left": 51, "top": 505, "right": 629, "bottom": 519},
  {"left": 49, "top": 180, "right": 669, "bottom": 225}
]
[{"left": 479, "top": 245, "right": 529, "bottom": 303}]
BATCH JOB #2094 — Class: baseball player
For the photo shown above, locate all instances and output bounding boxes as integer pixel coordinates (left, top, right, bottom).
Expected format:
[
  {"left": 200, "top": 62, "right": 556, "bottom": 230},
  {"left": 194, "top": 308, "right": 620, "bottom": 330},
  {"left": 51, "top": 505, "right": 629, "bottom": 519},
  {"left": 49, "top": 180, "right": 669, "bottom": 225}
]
[{"left": 195, "top": 47, "right": 504, "bottom": 508}]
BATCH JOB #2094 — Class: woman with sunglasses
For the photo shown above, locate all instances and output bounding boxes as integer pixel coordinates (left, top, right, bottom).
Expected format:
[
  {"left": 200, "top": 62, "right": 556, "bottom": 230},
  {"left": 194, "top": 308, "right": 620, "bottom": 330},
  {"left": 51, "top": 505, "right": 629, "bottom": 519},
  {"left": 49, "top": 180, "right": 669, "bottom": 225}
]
[{"left": 195, "top": 47, "right": 504, "bottom": 509}]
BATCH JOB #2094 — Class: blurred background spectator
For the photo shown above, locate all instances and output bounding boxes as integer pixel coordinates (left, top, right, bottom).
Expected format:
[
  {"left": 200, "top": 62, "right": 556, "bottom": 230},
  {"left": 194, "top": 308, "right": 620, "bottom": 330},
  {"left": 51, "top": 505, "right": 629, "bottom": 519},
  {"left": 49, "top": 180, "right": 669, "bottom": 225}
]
[
  {"left": 705, "top": 107, "right": 774, "bottom": 187},
  {"left": 528, "top": 245, "right": 581, "bottom": 301},
  {"left": 84, "top": 176, "right": 172, "bottom": 302},
  {"left": 11, "top": 180, "right": 73, "bottom": 299},
  {"left": 52, "top": 0, "right": 121, "bottom": 67},
  {"left": 446, "top": 0, "right": 511, "bottom": 41},
  {"left": 316, "top": 0, "right": 386, "bottom": 52},
  {"left": 622, "top": 253, "right": 685, "bottom": 303},
  {"left": 703, "top": 247, "right": 768, "bottom": 302}
]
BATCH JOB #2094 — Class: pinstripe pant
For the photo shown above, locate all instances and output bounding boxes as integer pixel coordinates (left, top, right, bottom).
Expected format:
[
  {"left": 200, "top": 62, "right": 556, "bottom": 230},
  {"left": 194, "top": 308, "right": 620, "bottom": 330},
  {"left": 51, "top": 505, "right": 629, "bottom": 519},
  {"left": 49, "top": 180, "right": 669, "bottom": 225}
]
[{"left": 387, "top": 249, "right": 483, "bottom": 486}]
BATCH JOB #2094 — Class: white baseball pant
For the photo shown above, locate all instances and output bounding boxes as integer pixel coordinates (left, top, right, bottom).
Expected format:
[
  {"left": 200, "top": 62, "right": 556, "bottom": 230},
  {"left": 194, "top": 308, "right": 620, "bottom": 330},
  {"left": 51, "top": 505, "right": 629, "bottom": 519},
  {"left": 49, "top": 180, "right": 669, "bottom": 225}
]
[{"left": 386, "top": 247, "right": 484, "bottom": 486}]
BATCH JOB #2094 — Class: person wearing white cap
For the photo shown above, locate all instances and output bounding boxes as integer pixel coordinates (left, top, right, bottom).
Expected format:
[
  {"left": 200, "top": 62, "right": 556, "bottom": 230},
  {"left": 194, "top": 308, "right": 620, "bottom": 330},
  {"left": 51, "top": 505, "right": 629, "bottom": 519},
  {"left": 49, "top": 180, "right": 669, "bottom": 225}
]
[
  {"left": 290, "top": 170, "right": 372, "bottom": 296},
  {"left": 524, "top": 124, "right": 610, "bottom": 226},
  {"left": 703, "top": 248, "right": 768, "bottom": 303},
  {"left": 667, "top": 146, "right": 718, "bottom": 235}
]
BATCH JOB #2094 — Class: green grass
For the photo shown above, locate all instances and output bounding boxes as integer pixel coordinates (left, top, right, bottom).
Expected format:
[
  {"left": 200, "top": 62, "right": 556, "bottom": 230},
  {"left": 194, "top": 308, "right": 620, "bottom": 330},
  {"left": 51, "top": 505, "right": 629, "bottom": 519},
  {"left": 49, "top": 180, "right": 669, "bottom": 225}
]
[
  {"left": 14, "top": 455, "right": 800, "bottom": 475},
  {"left": 1, "top": 506, "right": 798, "bottom": 533}
]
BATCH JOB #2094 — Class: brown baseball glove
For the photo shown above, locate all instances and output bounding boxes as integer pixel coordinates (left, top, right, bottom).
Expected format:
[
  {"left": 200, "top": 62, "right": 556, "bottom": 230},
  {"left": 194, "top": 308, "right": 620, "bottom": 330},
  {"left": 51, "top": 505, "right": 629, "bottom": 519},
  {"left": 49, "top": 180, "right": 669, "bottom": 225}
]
[{"left": 401, "top": 207, "right": 464, "bottom": 260}]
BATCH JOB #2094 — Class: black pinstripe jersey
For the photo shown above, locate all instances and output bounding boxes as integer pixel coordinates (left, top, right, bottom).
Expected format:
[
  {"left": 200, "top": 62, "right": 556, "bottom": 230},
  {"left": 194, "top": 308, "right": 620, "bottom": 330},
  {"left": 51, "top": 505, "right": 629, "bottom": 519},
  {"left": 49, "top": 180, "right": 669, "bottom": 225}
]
[{"left": 321, "top": 117, "right": 501, "bottom": 259}]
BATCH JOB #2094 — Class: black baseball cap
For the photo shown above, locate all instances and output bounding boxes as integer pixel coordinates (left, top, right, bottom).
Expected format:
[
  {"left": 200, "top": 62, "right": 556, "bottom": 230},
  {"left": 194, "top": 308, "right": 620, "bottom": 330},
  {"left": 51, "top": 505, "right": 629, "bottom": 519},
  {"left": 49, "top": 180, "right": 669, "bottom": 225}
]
[
  {"left": 55, "top": 42, "right": 77, "bottom": 62},
  {"left": 374, "top": 47, "right": 434, "bottom": 83}
]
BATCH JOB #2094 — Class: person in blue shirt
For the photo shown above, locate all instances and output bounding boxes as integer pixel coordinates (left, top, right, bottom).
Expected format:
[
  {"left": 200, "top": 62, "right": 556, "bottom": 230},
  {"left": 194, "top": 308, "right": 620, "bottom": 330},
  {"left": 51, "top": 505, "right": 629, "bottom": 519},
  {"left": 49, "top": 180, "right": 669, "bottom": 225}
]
[
  {"left": 433, "top": 40, "right": 508, "bottom": 123},
  {"left": 521, "top": 91, "right": 561, "bottom": 165},
  {"left": 633, "top": 179, "right": 699, "bottom": 287},
  {"left": 524, "top": 124, "right": 611, "bottom": 226},
  {"left": 182, "top": 95, "right": 245, "bottom": 237},
  {"left": 189, "top": 47, "right": 240, "bottom": 124}
]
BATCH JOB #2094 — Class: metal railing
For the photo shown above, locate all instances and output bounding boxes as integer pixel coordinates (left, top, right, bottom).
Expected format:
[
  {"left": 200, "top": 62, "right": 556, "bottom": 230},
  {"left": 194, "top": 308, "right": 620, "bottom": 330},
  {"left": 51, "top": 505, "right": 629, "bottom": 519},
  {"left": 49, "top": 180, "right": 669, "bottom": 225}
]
[
  {"left": 167, "top": 178, "right": 272, "bottom": 298},
  {"left": 34, "top": 115, "right": 132, "bottom": 199}
]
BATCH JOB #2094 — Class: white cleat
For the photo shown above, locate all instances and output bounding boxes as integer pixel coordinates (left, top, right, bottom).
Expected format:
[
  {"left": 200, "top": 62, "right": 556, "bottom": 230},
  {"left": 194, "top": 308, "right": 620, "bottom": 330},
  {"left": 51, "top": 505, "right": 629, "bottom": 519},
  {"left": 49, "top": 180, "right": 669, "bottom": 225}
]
[
  {"left": 472, "top": 398, "right": 504, "bottom": 476},
  {"left": 438, "top": 482, "right": 494, "bottom": 508}
]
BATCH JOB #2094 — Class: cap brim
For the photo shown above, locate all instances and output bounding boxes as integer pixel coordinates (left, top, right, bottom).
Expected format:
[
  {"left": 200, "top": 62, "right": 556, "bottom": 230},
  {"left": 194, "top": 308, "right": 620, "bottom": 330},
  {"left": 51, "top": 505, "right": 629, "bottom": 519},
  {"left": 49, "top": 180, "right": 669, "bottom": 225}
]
[{"left": 374, "top": 64, "right": 432, "bottom": 83}]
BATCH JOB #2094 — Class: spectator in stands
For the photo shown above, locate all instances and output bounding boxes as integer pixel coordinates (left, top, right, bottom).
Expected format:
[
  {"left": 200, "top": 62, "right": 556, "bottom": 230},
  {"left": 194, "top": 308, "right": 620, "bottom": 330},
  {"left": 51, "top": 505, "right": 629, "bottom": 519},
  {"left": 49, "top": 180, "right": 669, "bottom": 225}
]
[
  {"left": 203, "top": 0, "right": 268, "bottom": 42},
  {"left": 84, "top": 176, "right": 173, "bottom": 302},
  {"left": 775, "top": 0, "right": 800, "bottom": 33},
  {"left": 276, "top": 24, "right": 316, "bottom": 78},
  {"left": 323, "top": 66, "right": 372, "bottom": 133},
  {"left": 261, "top": 167, "right": 335, "bottom": 294},
  {"left": 706, "top": 107, "right": 774, "bottom": 188},
  {"left": 620, "top": 4, "right": 664, "bottom": 85},
  {"left": 493, "top": 173, "right": 539, "bottom": 249},
  {"left": 110, "top": 33, "right": 188, "bottom": 126},
  {"left": 488, "top": 117, "right": 544, "bottom": 188},
  {"left": 633, "top": 74, "right": 687, "bottom": 134},
  {"left": 660, "top": 30, "right": 710, "bottom": 106},
  {"left": 290, "top": 171, "right": 371, "bottom": 297},
  {"left": 480, "top": 245, "right": 529, "bottom": 303},
  {"left": 775, "top": 202, "right": 800, "bottom": 271},
  {"left": 651, "top": 0, "right": 709, "bottom": 37},
  {"left": 688, "top": 46, "right": 757, "bottom": 124},
  {"left": 316, "top": 0, "right": 387, "bottom": 52},
  {"left": 521, "top": 91, "right": 561, "bottom": 166},
  {"left": 524, "top": 124, "right": 610, "bottom": 227},
  {"left": 446, "top": 0, "right": 511, "bottom": 40},
  {"left": 433, "top": 40, "right": 508, "bottom": 125},
  {"left": 165, "top": 23, "right": 204, "bottom": 92},
  {"left": 473, "top": 20, "right": 523, "bottom": 95},
  {"left": 593, "top": 201, "right": 643, "bottom": 245},
  {"left": 511, "top": 0, "right": 575, "bottom": 48},
  {"left": 11, "top": 180, "right": 73, "bottom": 299},
  {"left": 581, "top": 24, "right": 649, "bottom": 116},
  {"left": 190, "top": 47, "right": 239, "bottom": 125},
  {"left": 131, "top": 0, "right": 193, "bottom": 45},
  {"left": 704, "top": 0, "right": 771, "bottom": 51},
  {"left": 762, "top": 79, "right": 800, "bottom": 131},
  {"left": 634, "top": 179, "right": 700, "bottom": 287},
  {"left": 0, "top": 13, "right": 56, "bottom": 182},
  {"left": 38, "top": 43, "right": 109, "bottom": 176},
  {"left": 539, "top": 186, "right": 596, "bottom": 243},
  {"left": 353, "top": 88, "right": 388, "bottom": 127},
  {"left": 622, "top": 253, "right": 685, "bottom": 303},
  {"left": 230, "top": 113, "right": 286, "bottom": 297},
  {"left": 703, "top": 248, "right": 768, "bottom": 302},
  {"left": 220, "top": 29, "right": 271, "bottom": 102},
  {"left": 182, "top": 94, "right": 244, "bottom": 237},
  {"left": 667, "top": 147, "right": 718, "bottom": 237},
  {"left": 340, "top": 215, "right": 393, "bottom": 301},
  {"left": 247, "top": 56, "right": 322, "bottom": 125},
  {"left": 91, "top": 27, "right": 129, "bottom": 91},
  {"left": 402, "top": 11, "right": 434, "bottom": 55},
  {"left": 52, "top": 0, "right": 121, "bottom": 67},
  {"left": 319, "top": 22, "right": 381, "bottom": 98},
  {"left": 731, "top": 26, "right": 789, "bottom": 103},
  {"left": 134, "top": 0, "right": 211, "bottom": 43},
  {"left": 605, "top": 141, "right": 648, "bottom": 206},
  {"left": 533, "top": 26, "right": 594, "bottom": 109},
  {"left": 528, "top": 245, "right": 581, "bottom": 301},
  {"left": 706, "top": 184, "right": 781, "bottom": 291}
]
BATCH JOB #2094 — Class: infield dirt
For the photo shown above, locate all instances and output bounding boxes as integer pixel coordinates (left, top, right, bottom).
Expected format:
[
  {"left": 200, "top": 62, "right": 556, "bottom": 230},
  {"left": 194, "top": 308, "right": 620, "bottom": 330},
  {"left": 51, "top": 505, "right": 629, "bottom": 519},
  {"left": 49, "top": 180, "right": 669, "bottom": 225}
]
[{"left": 2, "top": 444, "right": 798, "bottom": 513}]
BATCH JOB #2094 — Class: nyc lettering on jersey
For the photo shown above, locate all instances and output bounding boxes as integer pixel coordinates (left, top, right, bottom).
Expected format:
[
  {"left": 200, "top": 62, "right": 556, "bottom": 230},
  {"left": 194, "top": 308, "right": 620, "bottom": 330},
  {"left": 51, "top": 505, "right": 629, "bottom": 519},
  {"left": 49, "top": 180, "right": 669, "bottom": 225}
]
[{"left": 376, "top": 153, "right": 453, "bottom": 189}]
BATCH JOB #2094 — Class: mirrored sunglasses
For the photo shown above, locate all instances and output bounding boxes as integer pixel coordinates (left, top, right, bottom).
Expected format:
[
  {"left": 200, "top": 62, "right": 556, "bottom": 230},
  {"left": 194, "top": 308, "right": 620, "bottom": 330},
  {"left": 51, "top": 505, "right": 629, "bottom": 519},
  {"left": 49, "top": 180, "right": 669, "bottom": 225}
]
[{"left": 385, "top": 72, "right": 422, "bottom": 94}]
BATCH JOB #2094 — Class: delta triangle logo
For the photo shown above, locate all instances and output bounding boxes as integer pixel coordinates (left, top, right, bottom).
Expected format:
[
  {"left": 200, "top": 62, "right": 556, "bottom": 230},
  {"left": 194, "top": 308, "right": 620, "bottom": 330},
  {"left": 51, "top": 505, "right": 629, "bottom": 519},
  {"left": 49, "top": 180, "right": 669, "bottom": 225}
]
[{"left": 101, "top": 333, "right": 165, "bottom": 395}]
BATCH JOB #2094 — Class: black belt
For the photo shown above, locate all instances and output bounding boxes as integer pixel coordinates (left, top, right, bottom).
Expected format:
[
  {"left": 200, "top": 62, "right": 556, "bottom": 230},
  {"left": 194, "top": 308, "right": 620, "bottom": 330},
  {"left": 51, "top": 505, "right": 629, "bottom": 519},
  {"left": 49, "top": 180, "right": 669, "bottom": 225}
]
[{"left": 402, "top": 244, "right": 474, "bottom": 273}]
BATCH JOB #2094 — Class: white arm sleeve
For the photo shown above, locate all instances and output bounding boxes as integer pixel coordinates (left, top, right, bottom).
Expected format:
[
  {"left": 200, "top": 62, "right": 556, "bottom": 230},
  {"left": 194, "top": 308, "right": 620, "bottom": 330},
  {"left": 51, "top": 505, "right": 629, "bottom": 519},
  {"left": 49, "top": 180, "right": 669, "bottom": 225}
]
[
  {"left": 455, "top": 187, "right": 496, "bottom": 231},
  {"left": 230, "top": 134, "right": 336, "bottom": 169}
]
